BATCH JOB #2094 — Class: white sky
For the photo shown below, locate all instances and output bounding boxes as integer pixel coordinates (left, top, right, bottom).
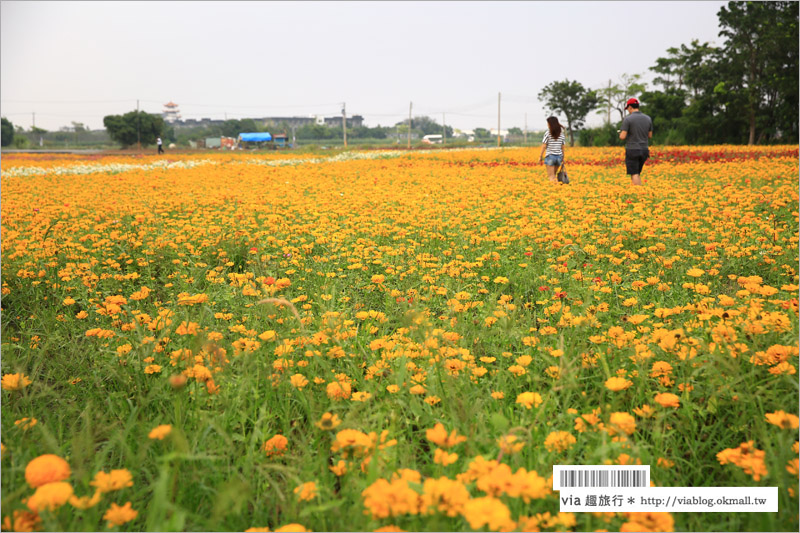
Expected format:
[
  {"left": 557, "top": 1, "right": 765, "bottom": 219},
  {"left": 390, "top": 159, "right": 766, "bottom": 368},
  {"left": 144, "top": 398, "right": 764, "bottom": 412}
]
[{"left": 1, "top": 0, "right": 728, "bottom": 132}]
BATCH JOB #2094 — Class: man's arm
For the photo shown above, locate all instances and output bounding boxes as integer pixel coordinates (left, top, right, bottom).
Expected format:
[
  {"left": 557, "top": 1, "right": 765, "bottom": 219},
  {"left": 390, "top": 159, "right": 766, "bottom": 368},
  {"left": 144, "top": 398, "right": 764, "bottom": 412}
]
[{"left": 619, "top": 130, "right": 628, "bottom": 140}]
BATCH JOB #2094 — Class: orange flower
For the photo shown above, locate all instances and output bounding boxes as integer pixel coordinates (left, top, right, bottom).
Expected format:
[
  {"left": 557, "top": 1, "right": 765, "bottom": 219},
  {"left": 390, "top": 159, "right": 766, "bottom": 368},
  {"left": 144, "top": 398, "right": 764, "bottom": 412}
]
[
  {"left": 326, "top": 381, "right": 352, "bottom": 400},
  {"left": 27, "top": 481, "right": 74, "bottom": 512},
  {"left": 425, "top": 423, "right": 467, "bottom": 449},
  {"left": 515, "top": 392, "right": 543, "bottom": 409},
  {"left": 103, "top": 501, "right": 138, "bottom": 527},
  {"left": 1, "top": 373, "right": 32, "bottom": 391},
  {"left": 90, "top": 469, "right": 134, "bottom": 493},
  {"left": 764, "top": 410, "right": 799, "bottom": 429},
  {"left": 264, "top": 434, "right": 288, "bottom": 457},
  {"left": 654, "top": 393, "right": 681, "bottom": 408},
  {"left": 605, "top": 376, "right": 633, "bottom": 391},
  {"left": 25, "top": 454, "right": 71, "bottom": 488},
  {"left": 148, "top": 424, "right": 173, "bottom": 440}
]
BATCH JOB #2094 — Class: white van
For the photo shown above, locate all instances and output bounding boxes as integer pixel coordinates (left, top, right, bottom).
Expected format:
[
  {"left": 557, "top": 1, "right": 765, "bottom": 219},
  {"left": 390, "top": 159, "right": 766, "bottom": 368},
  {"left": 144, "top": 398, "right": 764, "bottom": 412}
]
[{"left": 421, "top": 134, "right": 443, "bottom": 144}]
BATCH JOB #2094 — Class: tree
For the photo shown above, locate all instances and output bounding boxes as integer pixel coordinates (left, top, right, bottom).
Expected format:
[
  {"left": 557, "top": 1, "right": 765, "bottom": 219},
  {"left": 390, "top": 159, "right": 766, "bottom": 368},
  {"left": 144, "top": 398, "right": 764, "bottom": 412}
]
[
  {"left": 103, "top": 111, "right": 164, "bottom": 148},
  {"left": 538, "top": 79, "right": 599, "bottom": 146},
  {"left": 596, "top": 73, "right": 648, "bottom": 123},
  {"left": 717, "top": 1, "right": 799, "bottom": 144},
  {"left": 394, "top": 116, "right": 453, "bottom": 138},
  {"left": 473, "top": 128, "right": 491, "bottom": 140},
  {"left": 1, "top": 117, "right": 14, "bottom": 147}
]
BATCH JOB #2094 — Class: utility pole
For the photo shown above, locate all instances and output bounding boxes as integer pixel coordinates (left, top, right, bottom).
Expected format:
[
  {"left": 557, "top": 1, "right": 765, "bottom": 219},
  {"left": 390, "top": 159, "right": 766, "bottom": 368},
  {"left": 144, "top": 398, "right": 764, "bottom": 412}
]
[
  {"left": 407, "top": 102, "right": 412, "bottom": 149},
  {"left": 524, "top": 112, "right": 528, "bottom": 144},
  {"left": 136, "top": 99, "right": 141, "bottom": 151},
  {"left": 342, "top": 102, "right": 347, "bottom": 148},
  {"left": 607, "top": 79, "right": 612, "bottom": 125},
  {"left": 497, "top": 92, "right": 501, "bottom": 148},
  {"left": 442, "top": 112, "right": 446, "bottom": 146}
]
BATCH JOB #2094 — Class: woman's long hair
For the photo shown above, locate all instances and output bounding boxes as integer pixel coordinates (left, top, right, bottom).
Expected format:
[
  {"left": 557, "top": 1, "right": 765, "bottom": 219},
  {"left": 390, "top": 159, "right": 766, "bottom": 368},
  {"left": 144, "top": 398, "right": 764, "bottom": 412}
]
[{"left": 547, "top": 116, "right": 563, "bottom": 139}]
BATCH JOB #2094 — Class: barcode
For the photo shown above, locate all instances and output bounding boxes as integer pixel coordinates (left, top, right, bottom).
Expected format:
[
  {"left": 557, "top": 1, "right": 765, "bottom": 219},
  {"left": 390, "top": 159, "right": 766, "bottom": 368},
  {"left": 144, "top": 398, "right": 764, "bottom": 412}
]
[{"left": 559, "top": 469, "right": 648, "bottom": 488}]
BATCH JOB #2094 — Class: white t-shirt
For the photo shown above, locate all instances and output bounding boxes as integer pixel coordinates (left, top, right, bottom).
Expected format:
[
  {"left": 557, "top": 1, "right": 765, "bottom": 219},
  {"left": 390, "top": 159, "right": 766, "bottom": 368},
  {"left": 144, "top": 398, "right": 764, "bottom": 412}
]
[{"left": 542, "top": 130, "right": 565, "bottom": 156}]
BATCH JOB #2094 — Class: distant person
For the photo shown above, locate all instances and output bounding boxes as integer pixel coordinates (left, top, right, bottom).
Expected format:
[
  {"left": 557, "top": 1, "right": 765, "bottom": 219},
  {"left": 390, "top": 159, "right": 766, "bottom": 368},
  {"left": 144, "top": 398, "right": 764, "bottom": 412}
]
[
  {"left": 157, "top": 136, "right": 164, "bottom": 154},
  {"left": 538, "top": 116, "right": 567, "bottom": 184},
  {"left": 619, "top": 98, "right": 653, "bottom": 186}
]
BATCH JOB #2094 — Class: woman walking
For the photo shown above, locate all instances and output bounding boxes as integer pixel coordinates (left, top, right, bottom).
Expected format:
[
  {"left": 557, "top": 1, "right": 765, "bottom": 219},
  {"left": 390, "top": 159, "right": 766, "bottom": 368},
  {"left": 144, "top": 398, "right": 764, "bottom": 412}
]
[{"left": 538, "top": 116, "right": 566, "bottom": 184}]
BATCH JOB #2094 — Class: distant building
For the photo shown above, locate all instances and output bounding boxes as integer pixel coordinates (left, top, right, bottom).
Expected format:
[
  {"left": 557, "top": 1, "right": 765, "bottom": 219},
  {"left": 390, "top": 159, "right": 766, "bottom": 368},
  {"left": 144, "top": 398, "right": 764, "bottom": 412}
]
[
  {"left": 163, "top": 101, "right": 181, "bottom": 123},
  {"left": 171, "top": 114, "right": 364, "bottom": 130}
]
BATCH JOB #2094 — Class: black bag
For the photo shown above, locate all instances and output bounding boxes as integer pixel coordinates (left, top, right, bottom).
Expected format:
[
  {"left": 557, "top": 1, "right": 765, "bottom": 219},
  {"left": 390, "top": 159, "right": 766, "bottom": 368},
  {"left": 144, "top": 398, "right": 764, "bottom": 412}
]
[{"left": 557, "top": 163, "right": 570, "bottom": 184}]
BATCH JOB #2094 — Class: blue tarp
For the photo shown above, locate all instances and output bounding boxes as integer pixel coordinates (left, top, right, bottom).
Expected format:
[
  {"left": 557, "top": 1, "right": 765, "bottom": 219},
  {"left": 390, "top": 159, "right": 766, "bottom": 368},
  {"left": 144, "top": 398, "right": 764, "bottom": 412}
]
[{"left": 239, "top": 132, "right": 272, "bottom": 142}]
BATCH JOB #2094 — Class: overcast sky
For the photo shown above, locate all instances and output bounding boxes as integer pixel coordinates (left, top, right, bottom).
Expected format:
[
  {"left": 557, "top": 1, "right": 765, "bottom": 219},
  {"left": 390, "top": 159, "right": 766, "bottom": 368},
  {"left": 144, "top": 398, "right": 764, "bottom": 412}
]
[{"left": 1, "top": 1, "right": 729, "bottom": 132}]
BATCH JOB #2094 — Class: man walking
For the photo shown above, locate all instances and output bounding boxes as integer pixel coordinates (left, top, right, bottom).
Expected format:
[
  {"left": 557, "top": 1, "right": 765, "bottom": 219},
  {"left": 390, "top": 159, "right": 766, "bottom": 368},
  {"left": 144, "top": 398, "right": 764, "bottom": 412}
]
[
  {"left": 619, "top": 98, "right": 652, "bottom": 186},
  {"left": 157, "top": 136, "right": 164, "bottom": 154}
]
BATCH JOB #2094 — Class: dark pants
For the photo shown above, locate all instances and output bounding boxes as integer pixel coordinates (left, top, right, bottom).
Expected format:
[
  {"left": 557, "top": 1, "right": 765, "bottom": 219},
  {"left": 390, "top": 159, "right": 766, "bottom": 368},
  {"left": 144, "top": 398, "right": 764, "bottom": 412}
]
[
  {"left": 158, "top": 144, "right": 164, "bottom": 154},
  {"left": 625, "top": 148, "right": 649, "bottom": 175}
]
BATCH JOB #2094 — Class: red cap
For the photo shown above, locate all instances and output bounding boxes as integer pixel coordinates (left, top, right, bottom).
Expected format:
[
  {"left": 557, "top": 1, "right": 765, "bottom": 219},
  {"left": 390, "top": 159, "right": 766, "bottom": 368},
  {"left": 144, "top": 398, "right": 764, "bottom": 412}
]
[{"left": 625, "top": 98, "right": 639, "bottom": 107}]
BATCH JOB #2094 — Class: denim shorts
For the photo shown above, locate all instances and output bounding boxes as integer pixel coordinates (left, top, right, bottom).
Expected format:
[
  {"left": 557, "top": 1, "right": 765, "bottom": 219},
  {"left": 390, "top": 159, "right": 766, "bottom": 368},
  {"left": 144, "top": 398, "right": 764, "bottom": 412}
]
[{"left": 544, "top": 154, "right": 563, "bottom": 166}]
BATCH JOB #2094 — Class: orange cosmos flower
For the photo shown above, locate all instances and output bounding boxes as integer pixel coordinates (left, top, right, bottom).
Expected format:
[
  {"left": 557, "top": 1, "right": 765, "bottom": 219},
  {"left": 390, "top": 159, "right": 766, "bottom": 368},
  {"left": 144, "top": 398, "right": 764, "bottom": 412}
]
[
  {"left": 27, "top": 481, "right": 74, "bottom": 512},
  {"left": 654, "top": 393, "right": 681, "bottom": 408},
  {"left": 103, "top": 501, "right": 138, "bottom": 527},
  {"left": 765, "top": 410, "right": 799, "bottom": 429},
  {"left": 90, "top": 469, "right": 134, "bottom": 493},
  {"left": 326, "top": 381, "right": 352, "bottom": 400},
  {"left": 264, "top": 434, "right": 288, "bottom": 457},
  {"left": 605, "top": 376, "right": 633, "bottom": 391},
  {"left": 1, "top": 373, "right": 32, "bottom": 391},
  {"left": 515, "top": 391, "right": 543, "bottom": 409},
  {"left": 148, "top": 424, "right": 173, "bottom": 440},
  {"left": 425, "top": 423, "right": 467, "bottom": 449},
  {"left": 25, "top": 454, "right": 71, "bottom": 488}
]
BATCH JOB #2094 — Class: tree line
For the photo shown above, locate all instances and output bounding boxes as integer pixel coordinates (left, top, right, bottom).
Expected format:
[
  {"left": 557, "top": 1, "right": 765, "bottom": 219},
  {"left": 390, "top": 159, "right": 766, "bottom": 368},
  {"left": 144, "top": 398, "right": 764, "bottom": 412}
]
[{"left": 542, "top": 1, "right": 798, "bottom": 147}]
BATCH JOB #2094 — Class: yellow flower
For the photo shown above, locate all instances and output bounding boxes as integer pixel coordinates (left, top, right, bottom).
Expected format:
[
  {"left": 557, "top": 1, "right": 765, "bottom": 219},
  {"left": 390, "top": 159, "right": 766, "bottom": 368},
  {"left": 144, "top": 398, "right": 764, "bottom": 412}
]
[
  {"left": 654, "top": 393, "right": 681, "bottom": 408},
  {"left": 421, "top": 476, "right": 470, "bottom": 517},
  {"left": 1, "top": 373, "right": 32, "bottom": 391},
  {"left": 604, "top": 376, "right": 633, "bottom": 391},
  {"left": 3, "top": 510, "right": 41, "bottom": 532},
  {"left": 620, "top": 512, "right": 674, "bottom": 532},
  {"left": 461, "top": 496, "right": 515, "bottom": 531},
  {"left": 765, "top": 410, "right": 799, "bottom": 429},
  {"left": 433, "top": 448, "right": 459, "bottom": 466},
  {"left": 27, "top": 481, "right": 74, "bottom": 512},
  {"left": 686, "top": 268, "right": 705, "bottom": 277},
  {"left": 25, "top": 454, "right": 71, "bottom": 488},
  {"left": 290, "top": 373, "right": 309, "bottom": 390},
  {"left": 497, "top": 434, "right": 525, "bottom": 455},
  {"left": 90, "top": 469, "right": 134, "bottom": 493},
  {"left": 15, "top": 417, "right": 38, "bottom": 430},
  {"left": 103, "top": 501, "right": 138, "bottom": 527},
  {"left": 352, "top": 391, "right": 372, "bottom": 402},
  {"left": 515, "top": 391, "right": 543, "bottom": 409},
  {"left": 326, "top": 381, "right": 352, "bottom": 400},
  {"left": 544, "top": 430, "right": 577, "bottom": 453},
  {"left": 294, "top": 481, "right": 318, "bottom": 501},
  {"left": 607, "top": 412, "right": 637, "bottom": 436},
  {"left": 315, "top": 412, "right": 342, "bottom": 430},
  {"left": 69, "top": 490, "right": 102, "bottom": 510},
  {"left": 425, "top": 423, "right": 467, "bottom": 449},
  {"left": 148, "top": 424, "right": 173, "bottom": 440}
]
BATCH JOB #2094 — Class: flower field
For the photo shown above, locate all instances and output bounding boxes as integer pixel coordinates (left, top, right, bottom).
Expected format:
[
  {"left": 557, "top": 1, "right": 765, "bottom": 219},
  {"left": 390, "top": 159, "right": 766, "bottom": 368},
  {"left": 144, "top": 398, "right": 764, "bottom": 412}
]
[{"left": 1, "top": 145, "right": 798, "bottom": 532}]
